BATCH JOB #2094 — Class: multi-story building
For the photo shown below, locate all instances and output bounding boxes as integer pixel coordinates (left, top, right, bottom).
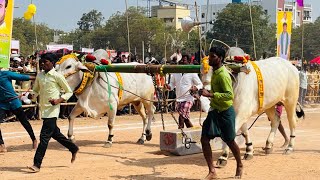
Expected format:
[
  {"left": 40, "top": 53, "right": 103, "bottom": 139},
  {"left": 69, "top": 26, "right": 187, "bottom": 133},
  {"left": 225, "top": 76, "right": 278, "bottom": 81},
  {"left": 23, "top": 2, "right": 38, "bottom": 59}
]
[
  {"left": 201, "top": 0, "right": 312, "bottom": 33},
  {"left": 151, "top": 5, "right": 191, "bottom": 30}
]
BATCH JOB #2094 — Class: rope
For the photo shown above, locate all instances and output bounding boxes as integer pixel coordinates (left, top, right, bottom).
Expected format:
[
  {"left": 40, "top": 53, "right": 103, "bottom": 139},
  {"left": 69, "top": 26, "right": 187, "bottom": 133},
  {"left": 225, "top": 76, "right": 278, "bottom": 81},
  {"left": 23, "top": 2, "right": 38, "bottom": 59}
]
[
  {"left": 236, "top": 112, "right": 265, "bottom": 136},
  {"left": 151, "top": 74, "right": 166, "bottom": 131},
  {"left": 98, "top": 72, "right": 200, "bottom": 149},
  {"left": 166, "top": 101, "right": 196, "bottom": 149},
  {"left": 102, "top": 72, "right": 192, "bottom": 103},
  {"left": 105, "top": 70, "right": 114, "bottom": 110}
]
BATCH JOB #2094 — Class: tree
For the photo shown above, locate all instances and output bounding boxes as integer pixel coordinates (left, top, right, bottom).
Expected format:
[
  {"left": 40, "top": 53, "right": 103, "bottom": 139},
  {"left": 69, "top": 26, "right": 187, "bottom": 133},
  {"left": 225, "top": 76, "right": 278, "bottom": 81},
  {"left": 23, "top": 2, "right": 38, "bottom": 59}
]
[
  {"left": 104, "top": 7, "right": 168, "bottom": 58},
  {"left": 12, "top": 18, "right": 54, "bottom": 56},
  {"left": 77, "top": 10, "right": 104, "bottom": 32},
  {"left": 206, "top": 3, "right": 275, "bottom": 59},
  {"left": 291, "top": 17, "right": 320, "bottom": 61},
  {"left": 61, "top": 7, "right": 200, "bottom": 60}
]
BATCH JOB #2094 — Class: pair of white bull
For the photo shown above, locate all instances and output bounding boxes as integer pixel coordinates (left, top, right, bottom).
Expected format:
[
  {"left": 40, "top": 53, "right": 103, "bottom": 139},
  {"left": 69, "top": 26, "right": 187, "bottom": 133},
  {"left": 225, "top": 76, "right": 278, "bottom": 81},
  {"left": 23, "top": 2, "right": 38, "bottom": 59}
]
[{"left": 55, "top": 49, "right": 304, "bottom": 166}]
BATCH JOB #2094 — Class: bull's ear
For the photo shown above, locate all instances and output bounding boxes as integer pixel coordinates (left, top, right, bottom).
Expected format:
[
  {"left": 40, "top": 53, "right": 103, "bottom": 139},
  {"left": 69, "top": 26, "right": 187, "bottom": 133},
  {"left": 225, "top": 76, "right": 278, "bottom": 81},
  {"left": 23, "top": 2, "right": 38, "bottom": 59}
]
[{"left": 77, "top": 62, "right": 89, "bottom": 72}]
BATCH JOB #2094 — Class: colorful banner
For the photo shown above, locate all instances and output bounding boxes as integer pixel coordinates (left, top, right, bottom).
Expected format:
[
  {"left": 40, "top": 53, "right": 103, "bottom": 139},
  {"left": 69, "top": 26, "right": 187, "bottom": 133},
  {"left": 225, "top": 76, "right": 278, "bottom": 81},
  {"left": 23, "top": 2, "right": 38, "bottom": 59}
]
[
  {"left": 296, "top": 0, "right": 304, "bottom": 7},
  {"left": 46, "top": 44, "right": 73, "bottom": 51},
  {"left": 277, "top": 11, "right": 292, "bottom": 60},
  {"left": 0, "top": 0, "right": 14, "bottom": 68}
]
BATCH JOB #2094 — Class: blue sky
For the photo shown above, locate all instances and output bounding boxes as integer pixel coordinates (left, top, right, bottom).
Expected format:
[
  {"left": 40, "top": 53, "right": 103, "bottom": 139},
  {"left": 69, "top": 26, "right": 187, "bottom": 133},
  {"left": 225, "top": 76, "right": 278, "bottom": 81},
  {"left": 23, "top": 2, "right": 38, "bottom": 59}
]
[{"left": 13, "top": 0, "right": 320, "bottom": 32}]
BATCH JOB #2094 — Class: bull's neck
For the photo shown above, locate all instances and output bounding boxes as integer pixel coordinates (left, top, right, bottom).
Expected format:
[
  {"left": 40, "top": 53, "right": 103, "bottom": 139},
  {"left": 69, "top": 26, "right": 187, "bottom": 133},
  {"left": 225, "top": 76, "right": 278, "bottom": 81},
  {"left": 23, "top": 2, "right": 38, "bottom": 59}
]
[{"left": 69, "top": 70, "right": 85, "bottom": 92}]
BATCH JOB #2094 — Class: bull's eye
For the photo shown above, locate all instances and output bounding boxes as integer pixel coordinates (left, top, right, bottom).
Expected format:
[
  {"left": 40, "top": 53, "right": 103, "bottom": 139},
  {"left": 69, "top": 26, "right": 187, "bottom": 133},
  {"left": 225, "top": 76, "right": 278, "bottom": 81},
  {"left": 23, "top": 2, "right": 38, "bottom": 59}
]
[{"left": 66, "top": 65, "right": 72, "bottom": 69}]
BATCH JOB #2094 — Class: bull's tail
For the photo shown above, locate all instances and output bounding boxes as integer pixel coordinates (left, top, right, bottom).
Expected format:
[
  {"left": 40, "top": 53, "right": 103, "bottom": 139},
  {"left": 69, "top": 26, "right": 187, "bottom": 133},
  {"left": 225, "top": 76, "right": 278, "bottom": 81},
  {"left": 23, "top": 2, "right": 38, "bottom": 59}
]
[{"left": 296, "top": 102, "right": 305, "bottom": 119}]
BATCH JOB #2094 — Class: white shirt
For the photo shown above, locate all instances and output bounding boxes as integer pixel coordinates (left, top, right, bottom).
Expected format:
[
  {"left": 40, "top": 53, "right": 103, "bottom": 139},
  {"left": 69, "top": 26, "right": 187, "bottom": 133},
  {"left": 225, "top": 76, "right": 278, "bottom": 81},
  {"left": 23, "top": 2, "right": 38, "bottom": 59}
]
[
  {"left": 170, "top": 53, "right": 182, "bottom": 63},
  {"left": 145, "top": 57, "right": 156, "bottom": 64},
  {"left": 299, "top": 70, "right": 307, "bottom": 89},
  {"left": 168, "top": 73, "right": 203, "bottom": 102}
]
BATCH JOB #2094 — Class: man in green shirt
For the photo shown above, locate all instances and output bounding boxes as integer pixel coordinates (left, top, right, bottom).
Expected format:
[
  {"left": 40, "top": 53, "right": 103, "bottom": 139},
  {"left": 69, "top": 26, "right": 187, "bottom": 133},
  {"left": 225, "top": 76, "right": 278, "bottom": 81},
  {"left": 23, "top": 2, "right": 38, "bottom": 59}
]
[{"left": 198, "top": 47, "right": 243, "bottom": 179}]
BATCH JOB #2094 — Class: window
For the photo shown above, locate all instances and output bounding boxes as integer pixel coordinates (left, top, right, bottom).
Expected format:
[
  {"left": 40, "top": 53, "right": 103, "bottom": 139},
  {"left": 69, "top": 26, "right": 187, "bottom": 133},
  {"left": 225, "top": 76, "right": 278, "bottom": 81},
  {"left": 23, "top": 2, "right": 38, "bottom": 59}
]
[
  {"left": 163, "top": 18, "right": 174, "bottom": 23},
  {"left": 264, "top": 10, "right": 268, "bottom": 14},
  {"left": 213, "top": 12, "right": 216, "bottom": 15},
  {"left": 202, "top": 27, "right": 205, "bottom": 31},
  {"left": 285, "top": 8, "right": 292, "bottom": 12},
  {"left": 202, "top": 13, "right": 205, "bottom": 18}
]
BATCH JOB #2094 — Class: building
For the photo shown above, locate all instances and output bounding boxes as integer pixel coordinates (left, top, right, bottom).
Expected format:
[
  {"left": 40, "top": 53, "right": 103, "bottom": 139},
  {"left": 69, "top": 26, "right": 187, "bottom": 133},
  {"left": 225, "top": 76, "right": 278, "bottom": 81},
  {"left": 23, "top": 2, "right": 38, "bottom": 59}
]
[
  {"left": 248, "top": 0, "right": 312, "bottom": 27},
  {"left": 201, "top": 3, "right": 227, "bottom": 33},
  {"left": 152, "top": 5, "right": 191, "bottom": 30},
  {"left": 200, "top": 0, "right": 312, "bottom": 33}
]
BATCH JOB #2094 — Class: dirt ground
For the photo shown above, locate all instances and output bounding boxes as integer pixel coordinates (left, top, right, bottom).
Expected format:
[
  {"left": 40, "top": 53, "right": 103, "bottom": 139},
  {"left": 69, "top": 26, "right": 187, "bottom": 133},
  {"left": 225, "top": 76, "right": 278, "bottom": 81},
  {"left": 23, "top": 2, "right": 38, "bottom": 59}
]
[{"left": 1, "top": 107, "right": 320, "bottom": 180}]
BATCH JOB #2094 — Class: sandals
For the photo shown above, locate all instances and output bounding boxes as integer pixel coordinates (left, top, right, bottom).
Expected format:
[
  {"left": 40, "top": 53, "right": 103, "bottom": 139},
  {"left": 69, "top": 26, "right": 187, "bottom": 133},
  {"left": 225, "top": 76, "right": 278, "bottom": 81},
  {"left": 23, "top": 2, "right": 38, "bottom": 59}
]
[{"left": 27, "top": 165, "right": 40, "bottom": 173}]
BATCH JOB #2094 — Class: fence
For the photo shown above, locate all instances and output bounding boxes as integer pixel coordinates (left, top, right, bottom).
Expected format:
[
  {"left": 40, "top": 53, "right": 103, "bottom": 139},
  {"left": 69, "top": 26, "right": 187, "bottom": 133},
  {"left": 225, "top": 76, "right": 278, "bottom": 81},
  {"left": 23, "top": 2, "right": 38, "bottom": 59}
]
[{"left": 7, "top": 71, "right": 319, "bottom": 122}]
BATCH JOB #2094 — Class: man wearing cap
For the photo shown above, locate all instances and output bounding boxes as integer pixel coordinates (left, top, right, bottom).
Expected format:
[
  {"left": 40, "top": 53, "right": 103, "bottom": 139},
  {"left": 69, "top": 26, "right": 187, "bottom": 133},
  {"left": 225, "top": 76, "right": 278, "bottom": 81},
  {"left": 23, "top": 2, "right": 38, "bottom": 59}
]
[
  {"left": 0, "top": 69, "right": 38, "bottom": 153},
  {"left": 10, "top": 57, "right": 26, "bottom": 72},
  {"left": 28, "top": 53, "right": 79, "bottom": 173}
]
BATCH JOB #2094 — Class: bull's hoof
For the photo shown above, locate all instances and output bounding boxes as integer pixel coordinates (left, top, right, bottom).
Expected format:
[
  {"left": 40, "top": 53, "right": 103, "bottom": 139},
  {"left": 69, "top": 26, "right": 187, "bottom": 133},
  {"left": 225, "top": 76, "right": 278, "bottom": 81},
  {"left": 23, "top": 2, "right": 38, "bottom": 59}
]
[
  {"left": 146, "top": 133, "right": 152, "bottom": 141},
  {"left": 280, "top": 141, "right": 289, "bottom": 148},
  {"left": 103, "top": 141, "right": 112, "bottom": 148},
  {"left": 264, "top": 147, "right": 273, "bottom": 154},
  {"left": 283, "top": 148, "right": 293, "bottom": 155},
  {"left": 137, "top": 139, "right": 145, "bottom": 144},
  {"left": 243, "top": 153, "right": 253, "bottom": 160},
  {"left": 68, "top": 135, "right": 76, "bottom": 143},
  {"left": 216, "top": 159, "right": 227, "bottom": 168}
]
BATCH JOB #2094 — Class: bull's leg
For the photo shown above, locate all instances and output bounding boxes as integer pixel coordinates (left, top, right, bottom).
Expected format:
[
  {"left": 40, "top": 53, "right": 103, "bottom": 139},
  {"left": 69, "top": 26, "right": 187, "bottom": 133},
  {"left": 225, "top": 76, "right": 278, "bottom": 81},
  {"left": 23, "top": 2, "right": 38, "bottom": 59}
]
[
  {"left": 67, "top": 103, "right": 84, "bottom": 142},
  {"left": 104, "top": 107, "right": 117, "bottom": 148},
  {"left": 241, "top": 123, "right": 254, "bottom": 160},
  {"left": 283, "top": 104, "right": 297, "bottom": 154},
  {"left": 133, "top": 102, "right": 148, "bottom": 144},
  {"left": 264, "top": 107, "right": 280, "bottom": 154},
  {"left": 216, "top": 141, "right": 229, "bottom": 168},
  {"left": 143, "top": 100, "right": 154, "bottom": 141}
]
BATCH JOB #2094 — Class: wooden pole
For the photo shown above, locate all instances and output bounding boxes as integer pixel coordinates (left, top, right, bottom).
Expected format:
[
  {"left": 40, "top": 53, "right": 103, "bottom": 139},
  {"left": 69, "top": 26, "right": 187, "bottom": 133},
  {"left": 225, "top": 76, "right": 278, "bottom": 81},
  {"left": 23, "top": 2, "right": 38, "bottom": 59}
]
[{"left": 95, "top": 64, "right": 201, "bottom": 74}]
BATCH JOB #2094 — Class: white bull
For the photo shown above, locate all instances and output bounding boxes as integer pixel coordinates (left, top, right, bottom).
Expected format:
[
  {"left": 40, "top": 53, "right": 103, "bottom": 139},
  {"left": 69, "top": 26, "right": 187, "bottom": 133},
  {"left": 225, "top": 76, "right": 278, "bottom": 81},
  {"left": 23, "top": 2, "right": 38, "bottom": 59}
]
[
  {"left": 202, "top": 55, "right": 304, "bottom": 166},
  {"left": 55, "top": 50, "right": 155, "bottom": 147}
]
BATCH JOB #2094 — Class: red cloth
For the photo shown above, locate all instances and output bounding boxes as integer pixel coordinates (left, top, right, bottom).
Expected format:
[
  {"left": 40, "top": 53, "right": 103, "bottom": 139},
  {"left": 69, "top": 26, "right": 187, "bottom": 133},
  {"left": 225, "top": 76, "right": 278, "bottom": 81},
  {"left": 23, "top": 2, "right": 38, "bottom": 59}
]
[
  {"left": 100, "top": 59, "right": 109, "bottom": 65},
  {"left": 310, "top": 56, "right": 320, "bottom": 64},
  {"left": 86, "top": 54, "right": 96, "bottom": 62}
]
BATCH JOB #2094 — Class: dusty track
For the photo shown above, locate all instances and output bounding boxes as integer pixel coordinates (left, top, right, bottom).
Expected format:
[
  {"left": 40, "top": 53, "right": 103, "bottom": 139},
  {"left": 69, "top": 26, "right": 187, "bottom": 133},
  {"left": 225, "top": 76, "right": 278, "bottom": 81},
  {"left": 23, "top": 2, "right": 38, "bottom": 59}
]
[{"left": 1, "top": 108, "right": 320, "bottom": 180}]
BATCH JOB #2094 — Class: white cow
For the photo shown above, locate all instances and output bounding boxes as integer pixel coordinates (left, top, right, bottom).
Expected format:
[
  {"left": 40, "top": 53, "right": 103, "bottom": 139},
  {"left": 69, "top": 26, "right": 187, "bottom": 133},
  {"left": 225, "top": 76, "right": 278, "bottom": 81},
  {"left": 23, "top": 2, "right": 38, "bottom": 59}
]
[
  {"left": 55, "top": 50, "right": 155, "bottom": 147},
  {"left": 202, "top": 51, "right": 304, "bottom": 166}
]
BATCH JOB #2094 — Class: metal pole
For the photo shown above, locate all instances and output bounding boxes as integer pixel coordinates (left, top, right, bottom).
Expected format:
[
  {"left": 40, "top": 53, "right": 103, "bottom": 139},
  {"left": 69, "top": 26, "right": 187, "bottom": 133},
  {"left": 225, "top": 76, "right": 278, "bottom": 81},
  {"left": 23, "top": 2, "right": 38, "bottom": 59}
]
[
  {"left": 195, "top": 1, "right": 202, "bottom": 61},
  {"left": 31, "top": 0, "right": 38, "bottom": 51},
  {"left": 125, "top": 0, "right": 131, "bottom": 55},
  {"left": 249, "top": 0, "right": 257, "bottom": 60},
  {"left": 205, "top": 0, "right": 209, "bottom": 33},
  {"left": 164, "top": 36, "right": 167, "bottom": 62},
  {"left": 301, "top": 6, "right": 304, "bottom": 60},
  {"left": 142, "top": 41, "right": 145, "bottom": 63}
]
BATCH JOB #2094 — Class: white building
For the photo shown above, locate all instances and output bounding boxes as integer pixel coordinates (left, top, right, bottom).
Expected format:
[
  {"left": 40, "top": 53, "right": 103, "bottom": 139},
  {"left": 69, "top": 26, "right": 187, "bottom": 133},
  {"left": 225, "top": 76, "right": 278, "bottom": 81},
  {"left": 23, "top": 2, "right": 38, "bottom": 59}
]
[{"left": 200, "top": 0, "right": 313, "bottom": 33}]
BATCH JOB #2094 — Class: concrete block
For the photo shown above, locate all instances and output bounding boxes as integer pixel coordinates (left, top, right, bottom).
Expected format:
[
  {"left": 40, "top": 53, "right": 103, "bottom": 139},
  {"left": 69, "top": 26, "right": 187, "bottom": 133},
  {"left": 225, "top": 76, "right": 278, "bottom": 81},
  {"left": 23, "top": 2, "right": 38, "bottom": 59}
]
[{"left": 160, "top": 127, "right": 244, "bottom": 156}]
